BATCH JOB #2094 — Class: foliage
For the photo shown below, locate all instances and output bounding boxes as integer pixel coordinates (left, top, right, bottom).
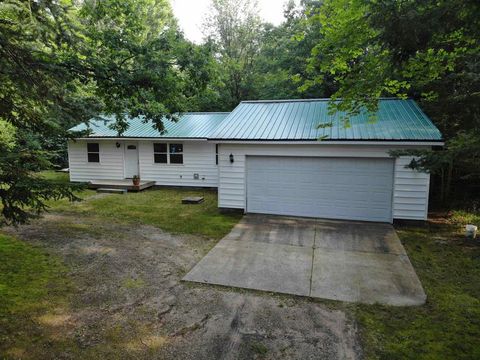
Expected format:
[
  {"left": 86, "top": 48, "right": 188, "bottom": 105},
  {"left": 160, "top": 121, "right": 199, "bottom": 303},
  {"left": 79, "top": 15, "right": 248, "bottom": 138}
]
[
  {"left": 253, "top": 0, "right": 331, "bottom": 100},
  {"left": 300, "top": 0, "right": 480, "bottom": 204},
  {"left": 0, "top": 120, "right": 16, "bottom": 149},
  {"left": 203, "top": 0, "right": 263, "bottom": 109},
  {"left": 391, "top": 132, "right": 480, "bottom": 202},
  {"left": 450, "top": 209, "right": 480, "bottom": 226},
  {"left": 0, "top": 143, "right": 82, "bottom": 225},
  {"left": 0, "top": 0, "right": 215, "bottom": 224},
  {"left": 200, "top": 0, "right": 331, "bottom": 108},
  {"left": 355, "top": 222, "right": 480, "bottom": 359},
  {"left": 77, "top": 0, "right": 187, "bottom": 133},
  {"left": 3, "top": 0, "right": 479, "bottom": 222}
]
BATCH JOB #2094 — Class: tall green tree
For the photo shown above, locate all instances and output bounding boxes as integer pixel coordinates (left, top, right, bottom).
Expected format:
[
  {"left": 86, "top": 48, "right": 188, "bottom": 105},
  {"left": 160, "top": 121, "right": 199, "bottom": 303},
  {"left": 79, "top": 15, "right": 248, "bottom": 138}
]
[
  {"left": 253, "top": 0, "right": 332, "bottom": 100},
  {"left": 0, "top": 0, "right": 211, "bottom": 224},
  {"left": 77, "top": 0, "right": 189, "bottom": 133},
  {"left": 203, "top": 0, "right": 263, "bottom": 109}
]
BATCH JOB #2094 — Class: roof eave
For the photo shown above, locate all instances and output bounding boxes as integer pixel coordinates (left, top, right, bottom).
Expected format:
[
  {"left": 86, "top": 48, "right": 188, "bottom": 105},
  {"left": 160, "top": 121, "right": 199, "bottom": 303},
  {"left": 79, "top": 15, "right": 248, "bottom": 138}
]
[
  {"left": 208, "top": 139, "right": 444, "bottom": 146},
  {"left": 72, "top": 136, "right": 210, "bottom": 141}
]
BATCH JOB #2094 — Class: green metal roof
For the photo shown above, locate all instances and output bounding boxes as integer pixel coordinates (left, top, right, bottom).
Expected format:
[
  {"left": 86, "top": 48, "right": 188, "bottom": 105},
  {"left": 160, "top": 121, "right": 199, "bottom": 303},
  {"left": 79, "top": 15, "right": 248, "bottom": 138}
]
[
  {"left": 211, "top": 99, "right": 443, "bottom": 141},
  {"left": 70, "top": 112, "right": 230, "bottom": 138},
  {"left": 71, "top": 99, "right": 442, "bottom": 142}
]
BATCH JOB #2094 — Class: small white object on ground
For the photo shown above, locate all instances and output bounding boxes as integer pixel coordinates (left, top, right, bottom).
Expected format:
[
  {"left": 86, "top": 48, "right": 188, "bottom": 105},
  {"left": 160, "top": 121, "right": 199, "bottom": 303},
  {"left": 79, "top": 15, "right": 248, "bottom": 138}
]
[{"left": 465, "top": 224, "right": 478, "bottom": 239}]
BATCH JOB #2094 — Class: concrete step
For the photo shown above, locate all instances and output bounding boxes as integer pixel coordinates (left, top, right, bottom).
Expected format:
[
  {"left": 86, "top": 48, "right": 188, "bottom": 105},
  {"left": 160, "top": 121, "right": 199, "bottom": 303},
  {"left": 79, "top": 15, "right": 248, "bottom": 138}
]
[
  {"left": 97, "top": 188, "right": 127, "bottom": 194},
  {"left": 182, "top": 196, "right": 204, "bottom": 204}
]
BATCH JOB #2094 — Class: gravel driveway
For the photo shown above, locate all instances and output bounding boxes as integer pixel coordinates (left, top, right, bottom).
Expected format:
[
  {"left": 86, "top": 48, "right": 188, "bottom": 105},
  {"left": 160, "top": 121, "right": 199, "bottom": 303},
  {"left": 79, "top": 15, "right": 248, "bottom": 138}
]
[{"left": 5, "top": 213, "right": 361, "bottom": 359}]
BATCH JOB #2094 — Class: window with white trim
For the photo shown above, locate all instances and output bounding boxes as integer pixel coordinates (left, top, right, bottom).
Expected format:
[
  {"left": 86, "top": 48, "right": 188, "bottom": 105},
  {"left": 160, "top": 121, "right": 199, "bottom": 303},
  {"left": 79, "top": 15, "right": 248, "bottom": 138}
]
[
  {"left": 169, "top": 144, "right": 183, "bottom": 164},
  {"left": 87, "top": 143, "right": 100, "bottom": 163},
  {"left": 153, "top": 143, "right": 167, "bottom": 163},
  {"left": 153, "top": 143, "right": 183, "bottom": 164}
]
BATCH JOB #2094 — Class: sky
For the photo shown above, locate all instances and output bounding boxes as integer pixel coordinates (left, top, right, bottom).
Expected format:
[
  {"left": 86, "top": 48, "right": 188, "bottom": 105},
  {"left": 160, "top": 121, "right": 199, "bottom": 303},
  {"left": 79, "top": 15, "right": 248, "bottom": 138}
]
[{"left": 171, "top": 0, "right": 289, "bottom": 44}]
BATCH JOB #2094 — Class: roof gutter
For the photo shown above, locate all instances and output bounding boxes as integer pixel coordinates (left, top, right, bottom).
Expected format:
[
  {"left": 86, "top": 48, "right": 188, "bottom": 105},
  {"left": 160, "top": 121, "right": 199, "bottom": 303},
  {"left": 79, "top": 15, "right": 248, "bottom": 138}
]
[
  {"left": 72, "top": 137, "right": 209, "bottom": 141},
  {"left": 208, "top": 139, "right": 445, "bottom": 146}
]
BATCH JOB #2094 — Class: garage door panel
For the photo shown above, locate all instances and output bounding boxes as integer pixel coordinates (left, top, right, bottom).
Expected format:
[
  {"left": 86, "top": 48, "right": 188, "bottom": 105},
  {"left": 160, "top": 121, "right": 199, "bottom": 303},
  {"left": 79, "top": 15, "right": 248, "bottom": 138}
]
[{"left": 246, "top": 157, "right": 394, "bottom": 222}]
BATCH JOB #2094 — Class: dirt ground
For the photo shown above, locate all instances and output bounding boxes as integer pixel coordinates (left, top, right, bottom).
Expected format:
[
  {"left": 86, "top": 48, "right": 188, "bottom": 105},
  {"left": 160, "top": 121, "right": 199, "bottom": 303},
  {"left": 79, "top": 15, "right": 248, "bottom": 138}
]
[{"left": 5, "top": 212, "right": 362, "bottom": 359}]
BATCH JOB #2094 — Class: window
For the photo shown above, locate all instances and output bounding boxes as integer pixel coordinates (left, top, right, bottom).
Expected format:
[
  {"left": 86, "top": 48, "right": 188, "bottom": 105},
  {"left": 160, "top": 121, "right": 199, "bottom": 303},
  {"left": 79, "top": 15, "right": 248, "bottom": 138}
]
[
  {"left": 215, "top": 144, "right": 219, "bottom": 165},
  {"left": 169, "top": 144, "right": 183, "bottom": 164},
  {"left": 87, "top": 143, "right": 99, "bottom": 163},
  {"left": 153, "top": 143, "right": 167, "bottom": 163},
  {"left": 153, "top": 143, "right": 183, "bottom": 164}
]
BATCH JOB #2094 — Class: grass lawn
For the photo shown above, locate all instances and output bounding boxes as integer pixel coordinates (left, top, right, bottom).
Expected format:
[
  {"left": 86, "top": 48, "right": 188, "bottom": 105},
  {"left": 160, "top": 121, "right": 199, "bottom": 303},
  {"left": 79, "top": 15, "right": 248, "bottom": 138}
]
[
  {"left": 354, "top": 217, "right": 480, "bottom": 359},
  {"left": 0, "top": 234, "right": 72, "bottom": 357},
  {"left": 1, "top": 171, "right": 242, "bottom": 357},
  {"left": 42, "top": 171, "right": 242, "bottom": 240},
  {"left": 50, "top": 188, "right": 242, "bottom": 240},
  {"left": 1, "top": 171, "right": 479, "bottom": 358},
  {"left": 38, "top": 170, "right": 71, "bottom": 184}
]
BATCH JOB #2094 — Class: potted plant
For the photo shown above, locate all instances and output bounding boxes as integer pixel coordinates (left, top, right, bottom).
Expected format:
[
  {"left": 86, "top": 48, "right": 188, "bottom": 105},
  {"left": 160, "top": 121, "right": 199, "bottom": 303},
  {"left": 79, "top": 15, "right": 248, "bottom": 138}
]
[{"left": 132, "top": 175, "right": 140, "bottom": 186}]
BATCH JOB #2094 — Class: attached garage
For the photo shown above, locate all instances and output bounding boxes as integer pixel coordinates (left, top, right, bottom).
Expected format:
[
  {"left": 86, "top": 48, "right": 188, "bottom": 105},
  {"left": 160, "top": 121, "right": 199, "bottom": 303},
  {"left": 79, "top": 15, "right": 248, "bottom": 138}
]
[
  {"left": 246, "top": 156, "right": 394, "bottom": 222},
  {"left": 212, "top": 98, "right": 444, "bottom": 222}
]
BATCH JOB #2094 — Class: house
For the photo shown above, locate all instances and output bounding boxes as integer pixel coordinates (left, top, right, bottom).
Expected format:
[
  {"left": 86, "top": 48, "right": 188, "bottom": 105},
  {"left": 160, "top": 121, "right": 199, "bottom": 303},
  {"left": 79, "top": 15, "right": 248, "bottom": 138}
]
[
  {"left": 68, "top": 112, "right": 229, "bottom": 188},
  {"left": 68, "top": 98, "right": 443, "bottom": 223}
]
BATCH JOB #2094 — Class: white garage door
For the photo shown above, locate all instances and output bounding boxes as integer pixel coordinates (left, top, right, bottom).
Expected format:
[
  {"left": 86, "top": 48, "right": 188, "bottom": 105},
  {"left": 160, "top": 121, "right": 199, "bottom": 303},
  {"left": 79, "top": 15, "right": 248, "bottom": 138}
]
[{"left": 246, "top": 156, "right": 394, "bottom": 222}]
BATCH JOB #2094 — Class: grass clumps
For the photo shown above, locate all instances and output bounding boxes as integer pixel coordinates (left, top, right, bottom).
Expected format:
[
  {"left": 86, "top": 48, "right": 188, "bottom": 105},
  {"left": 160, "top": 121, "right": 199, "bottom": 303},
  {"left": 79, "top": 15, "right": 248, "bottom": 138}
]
[
  {"left": 49, "top": 188, "right": 242, "bottom": 240},
  {"left": 450, "top": 210, "right": 480, "bottom": 227},
  {"left": 251, "top": 341, "right": 268, "bottom": 357},
  {"left": 39, "top": 170, "right": 70, "bottom": 184},
  {"left": 0, "top": 234, "right": 70, "bottom": 313},
  {"left": 354, "top": 223, "right": 480, "bottom": 360},
  {"left": 0, "top": 233, "right": 72, "bottom": 356}
]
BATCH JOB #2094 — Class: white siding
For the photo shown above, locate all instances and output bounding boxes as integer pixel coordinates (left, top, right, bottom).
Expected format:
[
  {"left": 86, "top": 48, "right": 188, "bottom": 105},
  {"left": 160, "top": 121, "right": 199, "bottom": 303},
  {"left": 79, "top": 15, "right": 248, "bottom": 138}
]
[
  {"left": 218, "top": 143, "right": 431, "bottom": 221},
  {"left": 139, "top": 140, "right": 218, "bottom": 187},
  {"left": 393, "top": 156, "right": 430, "bottom": 220},
  {"left": 68, "top": 139, "right": 219, "bottom": 187},
  {"left": 68, "top": 140, "right": 124, "bottom": 182}
]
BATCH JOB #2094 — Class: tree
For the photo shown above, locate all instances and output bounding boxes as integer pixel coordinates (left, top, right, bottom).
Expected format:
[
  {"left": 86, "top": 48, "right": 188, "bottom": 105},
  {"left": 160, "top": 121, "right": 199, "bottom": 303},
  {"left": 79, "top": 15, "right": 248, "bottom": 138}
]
[
  {"left": 301, "top": 0, "right": 480, "bottom": 204},
  {"left": 203, "top": 0, "right": 263, "bottom": 109},
  {"left": 253, "top": 0, "right": 332, "bottom": 100},
  {"left": 0, "top": 0, "right": 211, "bottom": 224}
]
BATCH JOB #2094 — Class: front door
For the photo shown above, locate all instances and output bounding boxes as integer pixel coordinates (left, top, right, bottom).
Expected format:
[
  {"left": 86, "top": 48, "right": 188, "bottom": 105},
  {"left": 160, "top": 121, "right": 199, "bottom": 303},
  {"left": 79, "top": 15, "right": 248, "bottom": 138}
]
[{"left": 124, "top": 142, "right": 139, "bottom": 178}]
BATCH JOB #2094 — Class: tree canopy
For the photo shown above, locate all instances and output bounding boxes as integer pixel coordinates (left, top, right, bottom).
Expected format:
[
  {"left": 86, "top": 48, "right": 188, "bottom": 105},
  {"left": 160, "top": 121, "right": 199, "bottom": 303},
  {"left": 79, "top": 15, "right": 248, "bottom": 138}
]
[
  {"left": 0, "top": 0, "right": 213, "bottom": 224},
  {"left": 301, "top": 0, "right": 479, "bottom": 202}
]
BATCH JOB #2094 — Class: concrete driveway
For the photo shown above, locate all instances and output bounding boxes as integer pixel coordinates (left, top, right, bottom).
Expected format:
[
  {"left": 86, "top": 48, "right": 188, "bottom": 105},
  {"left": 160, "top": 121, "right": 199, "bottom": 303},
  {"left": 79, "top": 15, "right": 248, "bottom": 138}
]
[{"left": 183, "top": 215, "right": 426, "bottom": 306}]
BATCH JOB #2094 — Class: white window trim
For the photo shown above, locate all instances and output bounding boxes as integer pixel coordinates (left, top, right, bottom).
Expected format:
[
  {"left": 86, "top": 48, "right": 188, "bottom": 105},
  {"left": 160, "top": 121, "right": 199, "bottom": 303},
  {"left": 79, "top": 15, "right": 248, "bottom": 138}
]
[
  {"left": 153, "top": 142, "right": 184, "bottom": 166},
  {"left": 86, "top": 142, "right": 101, "bottom": 164}
]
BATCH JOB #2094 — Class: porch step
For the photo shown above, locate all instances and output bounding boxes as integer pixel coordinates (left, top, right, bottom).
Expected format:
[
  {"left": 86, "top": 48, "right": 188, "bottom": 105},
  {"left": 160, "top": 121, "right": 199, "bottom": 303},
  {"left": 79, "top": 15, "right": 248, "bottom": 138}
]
[
  {"left": 97, "top": 188, "right": 127, "bottom": 194},
  {"left": 88, "top": 180, "right": 155, "bottom": 192}
]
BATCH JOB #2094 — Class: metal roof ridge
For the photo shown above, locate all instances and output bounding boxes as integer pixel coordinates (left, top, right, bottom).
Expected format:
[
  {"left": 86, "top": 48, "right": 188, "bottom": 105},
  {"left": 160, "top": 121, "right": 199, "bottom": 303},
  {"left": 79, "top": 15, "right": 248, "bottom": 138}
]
[
  {"left": 241, "top": 98, "right": 332, "bottom": 103},
  {"left": 240, "top": 97, "right": 411, "bottom": 104},
  {"left": 88, "top": 112, "right": 230, "bottom": 121},
  {"left": 180, "top": 112, "right": 231, "bottom": 115}
]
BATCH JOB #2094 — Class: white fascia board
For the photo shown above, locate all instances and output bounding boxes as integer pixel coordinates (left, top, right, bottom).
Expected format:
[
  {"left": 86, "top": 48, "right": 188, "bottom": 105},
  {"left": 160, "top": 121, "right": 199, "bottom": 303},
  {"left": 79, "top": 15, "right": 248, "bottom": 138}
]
[
  {"left": 73, "top": 137, "right": 209, "bottom": 141},
  {"left": 208, "top": 140, "right": 444, "bottom": 146}
]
